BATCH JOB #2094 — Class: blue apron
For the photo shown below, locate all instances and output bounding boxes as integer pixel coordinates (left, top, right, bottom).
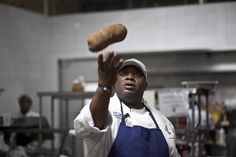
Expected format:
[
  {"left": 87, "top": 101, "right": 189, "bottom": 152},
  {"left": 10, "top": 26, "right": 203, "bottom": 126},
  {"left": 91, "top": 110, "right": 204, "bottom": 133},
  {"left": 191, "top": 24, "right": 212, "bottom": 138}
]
[{"left": 108, "top": 100, "right": 169, "bottom": 157}]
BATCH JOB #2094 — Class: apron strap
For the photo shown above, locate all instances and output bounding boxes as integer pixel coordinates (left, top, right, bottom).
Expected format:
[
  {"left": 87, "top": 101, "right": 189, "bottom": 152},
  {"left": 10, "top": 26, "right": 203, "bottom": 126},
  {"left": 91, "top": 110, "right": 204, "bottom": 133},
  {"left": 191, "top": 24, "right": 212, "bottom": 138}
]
[
  {"left": 119, "top": 99, "right": 160, "bottom": 129},
  {"left": 145, "top": 106, "right": 160, "bottom": 129},
  {"left": 119, "top": 99, "right": 125, "bottom": 124}
]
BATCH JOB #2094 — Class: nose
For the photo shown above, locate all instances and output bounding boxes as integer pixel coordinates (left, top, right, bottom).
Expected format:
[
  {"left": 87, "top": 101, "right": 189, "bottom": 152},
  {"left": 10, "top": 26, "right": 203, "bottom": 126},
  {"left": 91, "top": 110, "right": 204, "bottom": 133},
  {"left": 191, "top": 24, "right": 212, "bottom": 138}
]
[{"left": 125, "top": 72, "right": 135, "bottom": 80}]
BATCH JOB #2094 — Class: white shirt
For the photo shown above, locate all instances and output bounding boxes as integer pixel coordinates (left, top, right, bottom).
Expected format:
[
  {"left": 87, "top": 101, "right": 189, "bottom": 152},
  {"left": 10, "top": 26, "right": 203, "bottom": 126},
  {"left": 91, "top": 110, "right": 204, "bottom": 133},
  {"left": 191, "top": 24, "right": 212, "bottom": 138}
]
[
  {"left": 9, "top": 146, "right": 28, "bottom": 157},
  {"left": 13, "top": 110, "right": 39, "bottom": 118},
  {"left": 74, "top": 93, "right": 180, "bottom": 157},
  {"left": 0, "top": 111, "right": 39, "bottom": 153}
]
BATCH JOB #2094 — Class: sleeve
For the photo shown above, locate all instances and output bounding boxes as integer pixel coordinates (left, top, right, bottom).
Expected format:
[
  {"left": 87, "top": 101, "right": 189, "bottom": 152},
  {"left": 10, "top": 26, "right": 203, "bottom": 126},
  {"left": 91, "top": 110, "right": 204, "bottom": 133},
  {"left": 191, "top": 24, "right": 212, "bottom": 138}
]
[
  {"left": 172, "top": 148, "right": 181, "bottom": 157},
  {"left": 74, "top": 103, "right": 112, "bottom": 139},
  {"left": 152, "top": 108, "right": 181, "bottom": 157},
  {"left": 167, "top": 119, "right": 181, "bottom": 157}
]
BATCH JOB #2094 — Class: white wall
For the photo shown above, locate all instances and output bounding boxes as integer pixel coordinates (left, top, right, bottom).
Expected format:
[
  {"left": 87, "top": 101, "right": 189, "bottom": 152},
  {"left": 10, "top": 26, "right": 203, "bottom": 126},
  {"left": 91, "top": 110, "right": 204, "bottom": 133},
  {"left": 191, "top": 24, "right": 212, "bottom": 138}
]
[
  {"left": 0, "top": 2, "right": 236, "bottom": 116},
  {"left": 0, "top": 5, "right": 53, "bottom": 115},
  {"left": 49, "top": 2, "right": 236, "bottom": 56}
]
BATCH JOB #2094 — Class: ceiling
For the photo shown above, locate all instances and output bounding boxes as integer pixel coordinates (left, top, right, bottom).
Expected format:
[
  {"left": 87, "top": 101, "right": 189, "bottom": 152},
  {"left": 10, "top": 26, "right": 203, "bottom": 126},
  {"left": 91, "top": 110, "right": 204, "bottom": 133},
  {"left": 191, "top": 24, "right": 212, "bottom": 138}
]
[{"left": 0, "top": 0, "right": 234, "bottom": 16}]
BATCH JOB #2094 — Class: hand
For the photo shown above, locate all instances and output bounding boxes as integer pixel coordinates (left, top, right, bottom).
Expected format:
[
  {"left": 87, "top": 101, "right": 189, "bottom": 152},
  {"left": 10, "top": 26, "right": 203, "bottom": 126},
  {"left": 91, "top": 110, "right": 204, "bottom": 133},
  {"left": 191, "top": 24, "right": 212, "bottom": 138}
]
[{"left": 97, "top": 51, "right": 123, "bottom": 87}]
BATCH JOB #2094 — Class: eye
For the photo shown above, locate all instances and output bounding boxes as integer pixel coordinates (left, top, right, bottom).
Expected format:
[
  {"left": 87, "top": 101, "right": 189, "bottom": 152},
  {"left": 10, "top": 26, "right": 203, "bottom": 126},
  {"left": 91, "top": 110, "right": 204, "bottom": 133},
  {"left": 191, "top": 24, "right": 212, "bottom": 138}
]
[
  {"left": 119, "top": 70, "right": 143, "bottom": 79},
  {"left": 134, "top": 73, "right": 142, "bottom": 78},
  {"left": 119, "top": 71, "right": 128, "bottom": 76}
]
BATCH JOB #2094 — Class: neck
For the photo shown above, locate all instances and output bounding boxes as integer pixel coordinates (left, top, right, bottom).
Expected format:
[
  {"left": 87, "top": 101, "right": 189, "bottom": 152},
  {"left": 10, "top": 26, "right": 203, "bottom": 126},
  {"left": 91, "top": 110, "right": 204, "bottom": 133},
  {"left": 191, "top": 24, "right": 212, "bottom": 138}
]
[
  {"left": 121, "top": 99, "right": 144, "bottom": 109},
  {"left": 116, "top": 93, "right": 144, "bottom": 109}
]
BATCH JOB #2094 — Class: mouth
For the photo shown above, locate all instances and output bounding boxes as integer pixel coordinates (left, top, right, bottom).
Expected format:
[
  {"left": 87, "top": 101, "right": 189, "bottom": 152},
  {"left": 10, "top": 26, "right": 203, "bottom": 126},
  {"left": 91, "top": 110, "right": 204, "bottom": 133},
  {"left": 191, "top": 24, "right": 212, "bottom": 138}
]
[{"left": 124, "top": 83, "right": 135, "bottom": 91}]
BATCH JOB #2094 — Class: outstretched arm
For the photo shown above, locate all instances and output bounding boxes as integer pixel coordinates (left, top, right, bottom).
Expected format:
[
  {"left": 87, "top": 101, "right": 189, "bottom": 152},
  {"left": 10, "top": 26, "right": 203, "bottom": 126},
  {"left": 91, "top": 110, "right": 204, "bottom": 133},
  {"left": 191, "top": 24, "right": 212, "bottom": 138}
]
[{"left": 89, "top": 52, "right": 123, "bottom": 129}]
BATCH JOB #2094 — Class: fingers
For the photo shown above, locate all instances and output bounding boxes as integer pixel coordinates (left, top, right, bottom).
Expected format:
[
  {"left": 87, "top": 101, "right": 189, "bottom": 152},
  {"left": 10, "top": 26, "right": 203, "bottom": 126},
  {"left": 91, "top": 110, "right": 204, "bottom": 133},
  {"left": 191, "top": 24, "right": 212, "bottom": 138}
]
[
  {"left": 97, "top": 51, "right": 122, "bottom": 86},
  {"left": 111, "top": 54, "right": 123, "bottom": 70},
  {"left": 103, "top": 52, "right": 114, "bottom": 68},
  {"left": 98, "top": 51, "right": 123, "bottom": 71},
  {"left": 114, "top": 56, "right": 123, "bottom": 70},
  {"left": 98, "top": 53, "right": 104, "bottom": 68}
]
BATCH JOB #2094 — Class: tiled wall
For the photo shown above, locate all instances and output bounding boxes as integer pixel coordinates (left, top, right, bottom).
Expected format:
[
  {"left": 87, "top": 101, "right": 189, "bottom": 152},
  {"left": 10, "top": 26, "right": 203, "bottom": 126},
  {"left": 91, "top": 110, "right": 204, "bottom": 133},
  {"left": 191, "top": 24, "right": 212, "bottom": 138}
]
[{"left": 0, "top": 5, "right": 53, "bottom": 115}]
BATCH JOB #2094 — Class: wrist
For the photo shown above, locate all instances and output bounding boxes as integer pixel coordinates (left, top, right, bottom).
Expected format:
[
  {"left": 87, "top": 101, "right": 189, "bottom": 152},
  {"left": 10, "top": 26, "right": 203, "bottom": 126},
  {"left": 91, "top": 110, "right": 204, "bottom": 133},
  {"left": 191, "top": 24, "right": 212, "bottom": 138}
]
[{"left": 98, "top": 83, "right": 113, "bottom": 92}]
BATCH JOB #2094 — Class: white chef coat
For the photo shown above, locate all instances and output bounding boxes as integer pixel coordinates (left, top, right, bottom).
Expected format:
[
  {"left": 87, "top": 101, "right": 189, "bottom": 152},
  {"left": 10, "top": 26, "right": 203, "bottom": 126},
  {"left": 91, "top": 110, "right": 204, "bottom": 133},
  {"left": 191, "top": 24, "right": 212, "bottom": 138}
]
[{"left": 74, "top": 93, "right": 180, "bottom": 157}]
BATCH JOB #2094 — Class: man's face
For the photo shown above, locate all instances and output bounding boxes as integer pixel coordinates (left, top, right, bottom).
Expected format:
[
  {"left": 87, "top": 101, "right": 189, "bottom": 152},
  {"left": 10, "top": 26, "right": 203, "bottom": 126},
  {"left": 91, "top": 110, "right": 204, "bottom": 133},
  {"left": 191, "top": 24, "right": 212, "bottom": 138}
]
[
  {"left": 19, "top": 98, "right": 31, "bottom": 115},
  {"left": 115, "top": 65, "right": 147, "bottom": 102}
]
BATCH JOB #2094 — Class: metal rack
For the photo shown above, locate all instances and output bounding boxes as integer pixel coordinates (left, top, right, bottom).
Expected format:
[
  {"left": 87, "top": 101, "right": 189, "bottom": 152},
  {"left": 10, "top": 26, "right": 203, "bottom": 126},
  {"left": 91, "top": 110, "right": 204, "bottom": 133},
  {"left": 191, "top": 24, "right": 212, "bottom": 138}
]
[
  {"left": 181, "top": 81, "right": 219, "bottom": 157},
  {"left": 37, "top": 91, "right": 95, "bottom": 157}
]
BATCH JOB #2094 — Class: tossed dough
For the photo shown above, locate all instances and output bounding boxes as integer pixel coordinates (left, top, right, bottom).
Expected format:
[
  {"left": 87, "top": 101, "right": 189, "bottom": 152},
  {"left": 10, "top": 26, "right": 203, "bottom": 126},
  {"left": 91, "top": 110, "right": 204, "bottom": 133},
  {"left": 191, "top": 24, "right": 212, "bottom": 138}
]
[{"left": 88, "top": 24, "right": 127, "bottom": 52}]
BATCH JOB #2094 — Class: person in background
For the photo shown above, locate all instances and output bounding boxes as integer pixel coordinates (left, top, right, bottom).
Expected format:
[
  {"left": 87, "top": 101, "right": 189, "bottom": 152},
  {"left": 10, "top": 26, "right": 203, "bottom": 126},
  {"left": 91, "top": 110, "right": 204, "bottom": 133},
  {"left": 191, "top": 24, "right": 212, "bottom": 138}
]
[
  {"left": 14, "top": 94, "right": 39, "bottom": 147},
  {"left": 15, "top": 94, "right": 39, "bottom": 118},
  {"left": 3, "top": 94, "right": 39, "bottom": 157},
  {"left": 74, "top": 52, "right": 180, "bottom": 157}
]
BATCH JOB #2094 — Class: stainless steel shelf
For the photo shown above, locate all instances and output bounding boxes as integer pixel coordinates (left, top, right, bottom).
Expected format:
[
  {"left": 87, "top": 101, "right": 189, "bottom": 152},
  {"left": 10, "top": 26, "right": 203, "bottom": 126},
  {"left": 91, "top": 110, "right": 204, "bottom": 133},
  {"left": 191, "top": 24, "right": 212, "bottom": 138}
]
[
  {"left": 37, "top": 91, "right": 94, "bottom": 157},
  {"left": 37, "top": 91, "right": 95, "bottom": 99}
]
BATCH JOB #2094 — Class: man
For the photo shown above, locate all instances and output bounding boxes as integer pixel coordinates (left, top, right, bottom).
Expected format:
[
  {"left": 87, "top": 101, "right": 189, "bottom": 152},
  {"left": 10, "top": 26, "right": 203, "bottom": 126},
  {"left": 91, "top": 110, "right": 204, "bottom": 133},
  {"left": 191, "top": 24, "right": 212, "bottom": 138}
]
[
  {"left": 74, "top": 52, "right": 180, "bottom": 157},
  {"left": 13, "top": 94, "right": 39, "bottom": 147},
  {"left": 15, "top": 94, "right": 39, "bottom": 118},
  {"left": 1, "top": 95, "right": 39, "bottom": 157},
  {"left": 8, "top": 95, "right": 39, "bottom": 145}
]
